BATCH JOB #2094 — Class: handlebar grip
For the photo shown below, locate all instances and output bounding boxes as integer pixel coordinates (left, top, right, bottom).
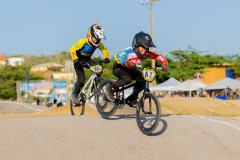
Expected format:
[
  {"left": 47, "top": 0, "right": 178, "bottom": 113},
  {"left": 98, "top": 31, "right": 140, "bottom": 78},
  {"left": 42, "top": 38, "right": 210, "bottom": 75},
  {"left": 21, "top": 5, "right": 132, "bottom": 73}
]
[
  {"left": 135, "top": 64, "right": 142, "bottom": 69},
  {"left": 156, "top": 67, "right": 162, "bottom": 70}
]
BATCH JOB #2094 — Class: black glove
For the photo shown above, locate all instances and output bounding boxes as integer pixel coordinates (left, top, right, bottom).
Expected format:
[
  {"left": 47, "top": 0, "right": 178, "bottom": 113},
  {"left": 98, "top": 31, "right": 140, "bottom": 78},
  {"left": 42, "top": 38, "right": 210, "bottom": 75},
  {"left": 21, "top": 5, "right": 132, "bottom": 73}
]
[
  {"left": 73, "top": 59, "right": 79, "bottom": 65},
  {"left": 162, "top": 64, "right": 168, "bottom": 71},
  {"left": 104, "top": 58, "right": 110, "bottom": 64}
]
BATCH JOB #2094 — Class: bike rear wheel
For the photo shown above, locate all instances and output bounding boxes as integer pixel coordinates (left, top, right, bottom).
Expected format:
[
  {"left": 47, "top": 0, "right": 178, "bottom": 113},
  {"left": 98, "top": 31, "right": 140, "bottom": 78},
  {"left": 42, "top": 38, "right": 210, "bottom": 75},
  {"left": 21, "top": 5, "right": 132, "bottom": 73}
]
[
  {"left": 70, "top": 98, "right": 85, "bottom": 116},
  {"left": 96, "top": 79, "right": 118, "bottom": 118},
  {"left": 136, "top": 92, "right": 161, "bottom": 135}
]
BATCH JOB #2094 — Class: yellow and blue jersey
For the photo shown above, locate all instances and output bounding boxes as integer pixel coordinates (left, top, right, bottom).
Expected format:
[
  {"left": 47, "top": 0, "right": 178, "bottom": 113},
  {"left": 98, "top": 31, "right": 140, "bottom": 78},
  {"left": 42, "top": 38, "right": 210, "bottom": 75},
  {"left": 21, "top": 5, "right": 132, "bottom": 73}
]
[{"left": 70, "top": 38, "right": 109, "bottom": 60}]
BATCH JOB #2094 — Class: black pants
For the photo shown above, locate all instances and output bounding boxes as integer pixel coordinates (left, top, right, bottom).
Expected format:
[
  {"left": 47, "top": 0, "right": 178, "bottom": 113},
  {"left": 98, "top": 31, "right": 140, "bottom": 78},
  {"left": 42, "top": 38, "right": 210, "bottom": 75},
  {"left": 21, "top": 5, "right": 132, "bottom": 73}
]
[
  {"left": 112, "top": 63, "right": 146, "bottom": 101},
  {"left": 73, "top": 58, "right": 97, "bottom": 95}
]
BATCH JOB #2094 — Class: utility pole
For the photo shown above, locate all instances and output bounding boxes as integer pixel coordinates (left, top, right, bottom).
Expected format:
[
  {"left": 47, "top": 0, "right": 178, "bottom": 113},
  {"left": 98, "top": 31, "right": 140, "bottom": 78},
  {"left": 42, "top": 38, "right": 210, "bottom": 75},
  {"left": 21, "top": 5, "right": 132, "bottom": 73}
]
[{"left": 140, "top": 0, "right": 160, "bottom": 85}]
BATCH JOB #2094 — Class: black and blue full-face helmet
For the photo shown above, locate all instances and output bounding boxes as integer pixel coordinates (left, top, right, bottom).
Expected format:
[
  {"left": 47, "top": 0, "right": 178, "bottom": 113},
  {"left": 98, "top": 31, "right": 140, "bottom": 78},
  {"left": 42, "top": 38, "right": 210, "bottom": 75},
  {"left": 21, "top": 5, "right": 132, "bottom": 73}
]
[{"left": 132, "top": 31, "right": 156, "bottom": 60}]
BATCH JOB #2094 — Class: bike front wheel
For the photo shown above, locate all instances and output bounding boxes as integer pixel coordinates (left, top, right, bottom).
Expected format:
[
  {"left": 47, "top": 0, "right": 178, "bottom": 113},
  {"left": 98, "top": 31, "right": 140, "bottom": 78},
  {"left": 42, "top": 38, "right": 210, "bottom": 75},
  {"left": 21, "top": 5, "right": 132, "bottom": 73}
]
[
  {"left": 136, "top": 92, "right": 161, "bottom": 135},
  {"left": 96, "top": 79, "right": 118, "bottom": 118},
  {"left": 70, "top": 98, "right": 85, "bottom": 116}
]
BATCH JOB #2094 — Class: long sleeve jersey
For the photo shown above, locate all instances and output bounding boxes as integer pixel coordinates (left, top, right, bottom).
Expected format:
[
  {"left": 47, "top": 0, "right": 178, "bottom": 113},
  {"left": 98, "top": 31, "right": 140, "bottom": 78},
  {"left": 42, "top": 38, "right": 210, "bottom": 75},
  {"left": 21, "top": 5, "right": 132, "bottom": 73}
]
[
  {"left": 114, "top": 47, "right": 168, "bottom": 68},
  {"left": 70, "top": 38, "right": 109, "bottom": 60}
]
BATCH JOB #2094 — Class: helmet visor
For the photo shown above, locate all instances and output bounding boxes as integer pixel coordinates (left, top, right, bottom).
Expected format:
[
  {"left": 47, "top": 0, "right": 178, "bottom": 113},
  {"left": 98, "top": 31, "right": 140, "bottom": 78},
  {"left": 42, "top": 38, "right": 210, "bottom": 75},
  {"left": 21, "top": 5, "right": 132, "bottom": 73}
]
[{"left": 141, "top": 42, "right": 156, "bottom": 50}]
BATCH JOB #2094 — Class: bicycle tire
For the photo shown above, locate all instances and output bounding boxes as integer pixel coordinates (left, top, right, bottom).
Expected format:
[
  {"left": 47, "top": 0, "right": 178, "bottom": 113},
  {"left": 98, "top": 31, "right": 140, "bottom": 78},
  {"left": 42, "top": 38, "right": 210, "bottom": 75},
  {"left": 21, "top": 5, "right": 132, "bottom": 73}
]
[
  {"left": 70, "top": 99, "right": 85, "bottom": 116},
  {"left": 96, "top": 79, "right": 118, "bottom": 118},
  {"left": 136, "top": 92, "right": 161, "bottom": 135}
]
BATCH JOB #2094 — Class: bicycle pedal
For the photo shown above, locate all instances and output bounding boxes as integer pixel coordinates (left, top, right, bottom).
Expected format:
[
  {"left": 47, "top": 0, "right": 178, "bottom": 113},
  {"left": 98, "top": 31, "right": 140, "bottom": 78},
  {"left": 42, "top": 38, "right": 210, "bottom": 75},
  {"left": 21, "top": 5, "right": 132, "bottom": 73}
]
[
  {"left": 117, "top": 103, "right": 125, "bottom": 109},
  {"left": 127, "top": 102, "right": 139, "bottom": 108},
  {"left": 144, "top": 111, "right": 153, "bottom": 115}
]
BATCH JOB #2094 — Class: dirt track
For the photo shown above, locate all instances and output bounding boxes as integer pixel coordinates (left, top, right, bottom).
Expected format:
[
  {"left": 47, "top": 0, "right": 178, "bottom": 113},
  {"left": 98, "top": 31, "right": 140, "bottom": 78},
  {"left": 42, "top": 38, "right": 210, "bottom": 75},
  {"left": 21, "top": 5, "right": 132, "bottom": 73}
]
[
  {"left": 1, "top": 98, "right": 240, "bottom": 120},
  {"left": 1, "top": 99, "right": 240, "bottom": 160},
  {"left": 160, "top": 98, "right": 240, "bottom": 120}
]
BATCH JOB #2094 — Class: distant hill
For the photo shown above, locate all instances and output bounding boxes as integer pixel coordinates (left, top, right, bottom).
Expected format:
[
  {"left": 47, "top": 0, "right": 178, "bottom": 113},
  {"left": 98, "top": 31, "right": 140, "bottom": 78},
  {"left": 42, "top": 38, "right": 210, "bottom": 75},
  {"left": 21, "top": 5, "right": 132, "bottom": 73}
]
[
  {"left": 10, "top": 51, "right": 117, "bottom": 80},
  {"left": 11, "top": 51, "right": 71, "bottom": 66}
]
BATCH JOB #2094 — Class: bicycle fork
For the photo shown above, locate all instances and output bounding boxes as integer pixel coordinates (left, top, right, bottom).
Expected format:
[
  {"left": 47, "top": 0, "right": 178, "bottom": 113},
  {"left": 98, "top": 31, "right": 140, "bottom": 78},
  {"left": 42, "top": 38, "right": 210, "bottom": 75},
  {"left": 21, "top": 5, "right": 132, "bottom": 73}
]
[{"left": 139, "top": 85, "right": 153, "bottom": 115}]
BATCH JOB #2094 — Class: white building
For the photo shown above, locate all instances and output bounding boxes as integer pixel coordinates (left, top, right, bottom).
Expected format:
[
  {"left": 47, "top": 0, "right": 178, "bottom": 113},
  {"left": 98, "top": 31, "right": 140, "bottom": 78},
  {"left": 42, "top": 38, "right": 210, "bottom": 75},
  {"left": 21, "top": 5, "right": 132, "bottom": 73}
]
[
  {"left": 31, "top": 63, "right": 64, "bottom": 72},
  {"left": 8, "top": 57, "right": 24, "bottom": 66}
]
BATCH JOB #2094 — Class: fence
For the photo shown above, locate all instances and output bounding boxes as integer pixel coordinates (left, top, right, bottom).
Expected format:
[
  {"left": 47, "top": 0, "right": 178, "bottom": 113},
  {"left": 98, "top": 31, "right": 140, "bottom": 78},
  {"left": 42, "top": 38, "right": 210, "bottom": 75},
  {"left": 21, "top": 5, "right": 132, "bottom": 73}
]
[{"left": 16, "top": 80, "right": 69, "bottom": 106}]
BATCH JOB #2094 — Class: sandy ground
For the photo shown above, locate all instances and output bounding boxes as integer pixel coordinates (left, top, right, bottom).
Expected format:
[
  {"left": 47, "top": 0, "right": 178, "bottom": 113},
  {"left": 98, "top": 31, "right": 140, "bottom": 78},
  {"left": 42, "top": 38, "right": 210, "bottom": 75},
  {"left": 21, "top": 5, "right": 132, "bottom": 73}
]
[
  {"left": 0, "top": 103, "right": 98, "bottom": 118},
  {"left": 160, "top": 98, "right": 240, "bottom": 120},
  {"left": 0, "top": 98, "right": 240, "bottom": 120}
]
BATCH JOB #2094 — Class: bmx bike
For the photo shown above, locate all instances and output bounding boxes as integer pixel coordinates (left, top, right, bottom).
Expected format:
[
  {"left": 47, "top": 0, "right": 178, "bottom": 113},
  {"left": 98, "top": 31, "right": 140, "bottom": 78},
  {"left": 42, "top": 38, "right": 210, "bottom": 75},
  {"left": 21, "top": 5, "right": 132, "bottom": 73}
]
[
  {"left": 96, "top": 66, "right": 161, "bottom": 135},
  {"left": 70, "top": 60, "right": 105, "bottom": 116}
]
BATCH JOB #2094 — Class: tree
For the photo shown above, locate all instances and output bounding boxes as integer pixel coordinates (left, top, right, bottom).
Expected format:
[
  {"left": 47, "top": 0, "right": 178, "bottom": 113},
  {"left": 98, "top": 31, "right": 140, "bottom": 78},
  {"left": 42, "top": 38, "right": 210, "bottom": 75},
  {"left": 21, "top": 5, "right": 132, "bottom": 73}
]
[
  {"left": 0, "top": 65, "right": 44, "bottom": 100},
  {"left": 167, "top": 47, "right": 226, "bottom": 81},
  {"left": 225, "top": 54, "right": 240, "bottom": 75},
  {"left": 141, "top": 47, "right": 230, "bottom": 84},
  {"left": 233, "top": 57, "right": 240, "bottom": 75}
]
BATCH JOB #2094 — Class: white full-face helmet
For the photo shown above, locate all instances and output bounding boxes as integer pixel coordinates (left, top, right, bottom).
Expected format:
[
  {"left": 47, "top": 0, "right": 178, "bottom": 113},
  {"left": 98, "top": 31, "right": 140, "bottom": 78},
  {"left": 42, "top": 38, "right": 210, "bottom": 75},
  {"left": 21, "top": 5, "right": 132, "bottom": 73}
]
[{"left": 88, "top": 23, "right": 106, "bottom": 47}]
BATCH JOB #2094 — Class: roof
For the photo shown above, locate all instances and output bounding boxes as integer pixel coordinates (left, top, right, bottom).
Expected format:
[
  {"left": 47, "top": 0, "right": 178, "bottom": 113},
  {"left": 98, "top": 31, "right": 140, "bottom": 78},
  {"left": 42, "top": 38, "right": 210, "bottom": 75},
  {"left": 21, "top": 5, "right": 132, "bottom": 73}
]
[
  {"left": 171, "top": 79, "right": 207, "bottom": 92},
  {"left": 204, "top": 77, "right": 240, "bottom": 90},
  {"left": 148, "top": 77, "right": 182, "bottom": 91},
  {"left": 32, "top": 63, "right": 64, "bottom": 68},
  {"left": 0, "top": 55, "right": 7, "bottom": 61},
  {"left": 157, "top": 77, "right": 181, "bottom": 91}
]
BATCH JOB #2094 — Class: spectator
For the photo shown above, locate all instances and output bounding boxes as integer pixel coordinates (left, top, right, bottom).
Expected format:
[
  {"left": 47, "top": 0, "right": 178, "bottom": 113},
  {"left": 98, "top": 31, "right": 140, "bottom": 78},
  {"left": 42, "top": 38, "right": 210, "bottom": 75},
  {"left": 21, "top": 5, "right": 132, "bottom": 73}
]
[
  {"left": 56, "top": 94, "right": 65, "bottom": 107},
  {"left": 228, "top": 90, "right": 234, "bottom": 99},
  {"left": 49, "top": 90, "right": 57, "bottom": 107},
  {"left": 210, "top": 90, "right": 215, "bottom": 98},
  {"left": 44, "top": 98, "right": 53, "bottom": 108},
  {"left": 233, "top": 89, "right": 240, "bottom": 99},
  {"left": 36, "top": 98, "right": 40, "bottom": 106}
]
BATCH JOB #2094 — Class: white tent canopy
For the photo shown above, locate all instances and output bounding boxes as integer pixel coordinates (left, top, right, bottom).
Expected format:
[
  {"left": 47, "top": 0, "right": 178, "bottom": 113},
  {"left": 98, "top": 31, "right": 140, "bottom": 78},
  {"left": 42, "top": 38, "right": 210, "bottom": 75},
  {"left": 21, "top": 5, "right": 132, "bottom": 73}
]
[
  {"left": 204, "top": 77, "right": 240, "bottom": 90},
  {"left": 170, "top": 79, "right": 207, "bottom": 97},
  {"left": 151, "top": 77, "right": 181, "bottom": 91},
  {"left": 171, "top": 79, "right": 207, "bottom": 92}
]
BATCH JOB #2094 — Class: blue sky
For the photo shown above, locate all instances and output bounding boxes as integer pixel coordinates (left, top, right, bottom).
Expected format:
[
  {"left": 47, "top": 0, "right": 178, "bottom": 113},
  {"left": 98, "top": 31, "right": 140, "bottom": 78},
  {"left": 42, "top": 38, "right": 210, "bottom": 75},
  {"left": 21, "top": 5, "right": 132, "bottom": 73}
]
[{"left": 0, "top": 0, "right": 240, "bottom": 57}]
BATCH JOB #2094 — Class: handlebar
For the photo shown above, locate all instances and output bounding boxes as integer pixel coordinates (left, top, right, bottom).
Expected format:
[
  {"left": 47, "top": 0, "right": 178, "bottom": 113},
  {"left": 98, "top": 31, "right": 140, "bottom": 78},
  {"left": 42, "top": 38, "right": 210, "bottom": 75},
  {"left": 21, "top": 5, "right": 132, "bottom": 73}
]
[
  {"left": 155, "top": 67, "right": 162, "bottom": 70},
  {"left": 98, "top": 60, "right": 106, "bottom": 66},
  {"left": 135, "top": 65, "right": 162, "bottom": 71},
  {"left": 79, "top": 60, "right": 106, "bottom": 67}
]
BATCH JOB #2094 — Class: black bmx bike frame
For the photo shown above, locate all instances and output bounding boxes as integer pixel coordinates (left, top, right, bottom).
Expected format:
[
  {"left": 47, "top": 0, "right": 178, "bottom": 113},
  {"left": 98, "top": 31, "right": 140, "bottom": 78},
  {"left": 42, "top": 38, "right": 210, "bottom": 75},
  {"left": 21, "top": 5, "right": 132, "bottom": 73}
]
[{"left": 114, "top": 80, "right": 151, "bottom": 111}]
